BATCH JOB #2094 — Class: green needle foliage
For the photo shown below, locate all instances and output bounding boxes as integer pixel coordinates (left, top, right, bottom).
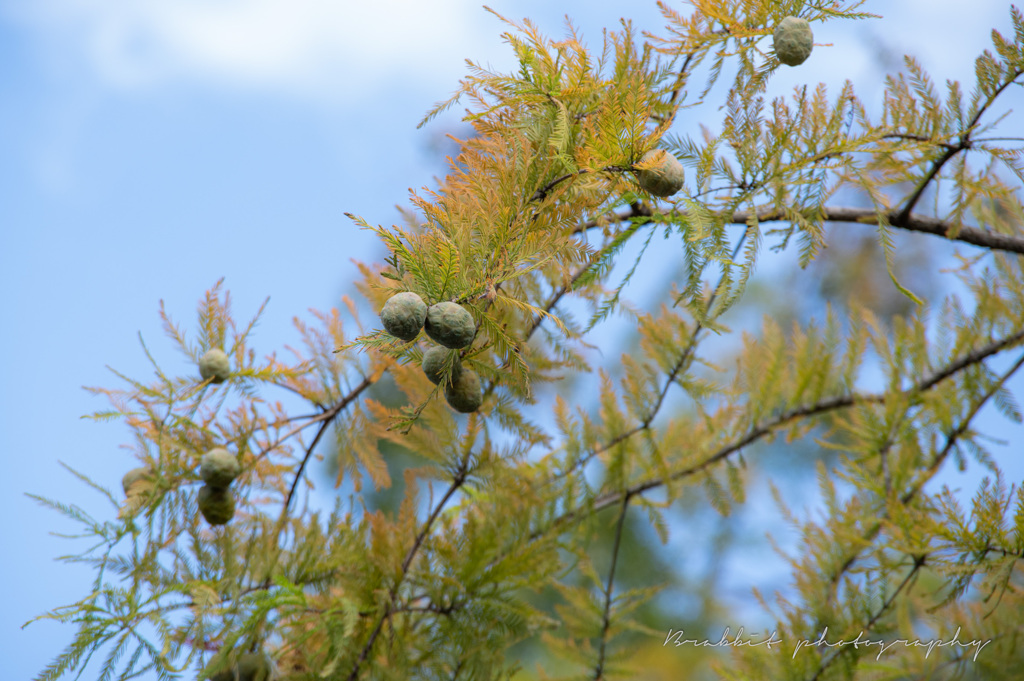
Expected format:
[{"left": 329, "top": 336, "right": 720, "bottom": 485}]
[{"left": 27, "top": 2, "right": 1024, "bottom": 680}]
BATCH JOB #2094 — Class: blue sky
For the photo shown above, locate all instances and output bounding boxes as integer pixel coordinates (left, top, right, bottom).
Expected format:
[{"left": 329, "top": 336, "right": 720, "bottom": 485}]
[{"left": 1, "top": 1, "right": 1019, "bottom": 677}]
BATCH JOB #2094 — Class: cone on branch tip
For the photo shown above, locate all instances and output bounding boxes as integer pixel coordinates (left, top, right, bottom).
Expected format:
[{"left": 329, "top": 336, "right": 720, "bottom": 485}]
[
  {"left": 198, "top": 484, "right": 236, "bottom": 526},
  {"left": 773, "top": 16, "right": 813, "bottom": 66},
  {"left": 122, "top": 466, "right": 152, "bottom": 497},
  {"left": 380, "top": 291, "right": 428, "bottom": 342},
  {"left": 200, "top": 448, "right": 241, "bottom": 489},
  {"left": 444, "top": 369, "right": 483, "bottom": 413},
  {"left": 635, "top": 149, "right": 685, "bottom": 197},
  {"left": 424, "top": 302, "right": 476, "bottom": 349},
  {"left": 199, "top": 348, "right": 231, "bottom": 384},
  {"left": 422, "top": 345, "right": 464, "bottom": 385},
  {"left": 208, "top": 652, "right": 276, "bottom": 681}
]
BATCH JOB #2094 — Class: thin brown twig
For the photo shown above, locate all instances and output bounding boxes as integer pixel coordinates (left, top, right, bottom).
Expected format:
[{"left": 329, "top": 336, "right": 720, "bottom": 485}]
[
  {"left": 572, "top": 204, "right": 1024, "bottom": 255},
  {"left": 807, "top": 555, "right": 928, "bottom": 681},
  {"left": 818, "top": 349, "right": 1024, "bottom": 600},
  {"left": 896, "top": 66, "right": 1024, "bottom": 224},
  {"left": 593, "top": 497, "right": 631, "bottom": 681},
  {"left": 345, "top": 459, "right": 470, "bottom": 681},
  {"left": 277, "top": 374, "right": 376, "bottom": 523},
  {"left": 531, "top": 165, "right": 633, "bottom": 202}
]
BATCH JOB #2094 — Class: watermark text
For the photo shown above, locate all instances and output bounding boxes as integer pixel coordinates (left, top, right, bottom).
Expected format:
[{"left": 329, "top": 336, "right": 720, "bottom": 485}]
[{"left": 664, "top": 626, "right": 991, "bottom": 662}]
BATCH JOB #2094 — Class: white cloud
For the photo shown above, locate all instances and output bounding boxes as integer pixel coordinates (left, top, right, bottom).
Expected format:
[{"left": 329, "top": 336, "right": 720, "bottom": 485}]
[
  {"left": 3, "top": 0, "right": 505, "bottom": 99},
  {"left": 2, "top": 0, "right": 1014, "bottom": 109}
]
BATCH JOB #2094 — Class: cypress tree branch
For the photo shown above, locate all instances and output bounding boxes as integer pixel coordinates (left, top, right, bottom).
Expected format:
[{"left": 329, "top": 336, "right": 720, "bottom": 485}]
[
  {"left": 539, "top": 326, "right": 1024, "bottom": 539},
  {"left": 575, "top": 205, "right": 1024, "bottom": 255},
  {"left": 817, "top": 349, "right": 1024, "bottom": 607},
  {"left": 807, "top": 555, "right": 929, "bottom": 681},
  {"left": 593, "top": 497, "right": 631, "bottom": 681},
  {"left": 544, "top": 231, "right": 748, "bottom": 488},
  {"left": 531, "top": 165, "right": 633, "bottom": 202},
  {"left": 277, "top": 374, "right": 376, "bottom": 522},
  {"left": 346, "top": 458, "right": 471, "bottom": 681},
  {"left": 896, "top": 65, "right": 1024, "bottom": 224}
]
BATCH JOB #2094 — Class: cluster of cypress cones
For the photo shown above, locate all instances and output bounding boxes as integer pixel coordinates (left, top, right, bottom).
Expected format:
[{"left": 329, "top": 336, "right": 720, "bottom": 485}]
[{"left": 380, "top": 292, "right": 483, "bottom": 413}]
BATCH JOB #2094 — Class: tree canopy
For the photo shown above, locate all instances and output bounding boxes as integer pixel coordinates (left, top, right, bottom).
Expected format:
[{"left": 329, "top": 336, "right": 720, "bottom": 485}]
[{"left": 28, "top": 2, "right": 1024, "bottom": 680}]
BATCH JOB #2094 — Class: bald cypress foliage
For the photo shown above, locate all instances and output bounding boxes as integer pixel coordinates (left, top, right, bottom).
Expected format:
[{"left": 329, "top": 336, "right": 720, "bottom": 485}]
[{"left": 29, "top": 4, "right": 1024, "bottom": 680}]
